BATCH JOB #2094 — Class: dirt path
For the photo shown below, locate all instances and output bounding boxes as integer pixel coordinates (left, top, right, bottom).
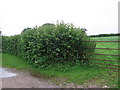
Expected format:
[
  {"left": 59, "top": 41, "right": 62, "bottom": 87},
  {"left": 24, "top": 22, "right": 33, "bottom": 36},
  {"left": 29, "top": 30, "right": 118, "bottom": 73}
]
[
  {"left": 1, "top": 67, "right": 60, "bottom": 88},
  {"left": 1, "top": 67, "right": 110, "bottom": 88}
]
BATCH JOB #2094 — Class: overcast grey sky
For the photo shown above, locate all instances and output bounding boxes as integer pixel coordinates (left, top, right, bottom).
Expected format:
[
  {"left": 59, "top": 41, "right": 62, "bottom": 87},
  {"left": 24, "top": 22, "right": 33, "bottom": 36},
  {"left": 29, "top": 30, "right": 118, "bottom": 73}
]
[{"left": 0, "top": 0, "right": 119, "bottom": 36}]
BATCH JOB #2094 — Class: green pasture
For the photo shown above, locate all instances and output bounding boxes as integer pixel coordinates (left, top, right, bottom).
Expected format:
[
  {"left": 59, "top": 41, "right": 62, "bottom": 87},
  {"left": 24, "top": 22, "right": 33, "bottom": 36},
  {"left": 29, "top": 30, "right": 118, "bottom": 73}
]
[
  {"left": 90, "top": 36, "right": 119, "bottom": 69},
  {"left": 91, "top": 36, "right": 119, "bottom": 41}
]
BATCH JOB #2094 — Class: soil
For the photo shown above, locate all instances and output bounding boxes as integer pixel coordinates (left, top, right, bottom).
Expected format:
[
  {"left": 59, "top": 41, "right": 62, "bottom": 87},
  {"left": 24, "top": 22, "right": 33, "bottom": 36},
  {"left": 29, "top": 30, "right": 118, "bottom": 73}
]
[{"left": 1, "top": 67, "right": 60, "bottom": 88}]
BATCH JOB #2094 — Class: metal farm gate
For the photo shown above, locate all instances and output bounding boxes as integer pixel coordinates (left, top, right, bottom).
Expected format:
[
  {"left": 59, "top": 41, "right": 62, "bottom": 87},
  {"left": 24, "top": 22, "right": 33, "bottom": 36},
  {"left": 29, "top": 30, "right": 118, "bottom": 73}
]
[{"left": 80, "top": 37, "right": 120, "bottom": 72}]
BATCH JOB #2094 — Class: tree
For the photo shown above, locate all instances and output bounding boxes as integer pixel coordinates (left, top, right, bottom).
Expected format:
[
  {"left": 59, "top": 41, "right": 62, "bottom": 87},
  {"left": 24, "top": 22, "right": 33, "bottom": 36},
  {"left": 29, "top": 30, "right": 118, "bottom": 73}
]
[
  {"left": 21, "top": 27, "right": 32, "bottom": 34},
  {"left": 0, "top": 31, "right": 1, "bottom": 36},
  {"left": 42, "top": 23, "right": 55, "bottom": 27}
]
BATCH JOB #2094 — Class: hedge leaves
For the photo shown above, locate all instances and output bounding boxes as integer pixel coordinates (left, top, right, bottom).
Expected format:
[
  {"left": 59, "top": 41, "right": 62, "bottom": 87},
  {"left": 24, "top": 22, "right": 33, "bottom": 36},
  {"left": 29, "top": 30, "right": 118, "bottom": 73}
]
[{"left": 2, "top": 22, "right": 96, "bottom": 68}]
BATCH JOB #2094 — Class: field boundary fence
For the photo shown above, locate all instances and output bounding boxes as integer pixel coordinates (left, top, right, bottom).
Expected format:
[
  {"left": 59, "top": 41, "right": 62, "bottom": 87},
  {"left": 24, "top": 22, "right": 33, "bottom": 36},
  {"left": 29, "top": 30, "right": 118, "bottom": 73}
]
[{"left": 80, "top": 40, "right": 120, "bottom": 72}]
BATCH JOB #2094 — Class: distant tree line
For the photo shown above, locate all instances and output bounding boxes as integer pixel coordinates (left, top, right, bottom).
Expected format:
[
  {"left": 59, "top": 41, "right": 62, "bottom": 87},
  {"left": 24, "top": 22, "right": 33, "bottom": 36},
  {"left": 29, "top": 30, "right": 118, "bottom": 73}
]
[{"left": 89, "top": 33, "right": 120, "bottom": 37}]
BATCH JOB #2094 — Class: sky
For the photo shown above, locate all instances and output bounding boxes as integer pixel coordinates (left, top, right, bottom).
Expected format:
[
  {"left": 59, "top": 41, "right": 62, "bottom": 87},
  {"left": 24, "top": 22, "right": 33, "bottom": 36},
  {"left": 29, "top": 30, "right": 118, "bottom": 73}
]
[{"left": 0, "top": 0, "right": 119, "bottom": 36}]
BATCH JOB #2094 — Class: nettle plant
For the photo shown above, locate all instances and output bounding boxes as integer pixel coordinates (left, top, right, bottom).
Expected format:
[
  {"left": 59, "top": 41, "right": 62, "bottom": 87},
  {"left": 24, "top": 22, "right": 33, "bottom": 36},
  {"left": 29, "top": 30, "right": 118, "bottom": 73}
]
[{"left": 2, "top": 22, "right": 96, "bottom": 69}]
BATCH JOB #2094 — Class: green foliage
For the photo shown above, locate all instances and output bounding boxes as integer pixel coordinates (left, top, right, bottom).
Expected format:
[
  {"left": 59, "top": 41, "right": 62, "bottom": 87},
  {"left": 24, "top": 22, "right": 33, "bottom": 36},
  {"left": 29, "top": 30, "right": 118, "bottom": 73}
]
[
  {"left": 89, "top": 33, "right": 120, "bottom": 37},
  {"left": 42, "top": 23, "right": 55, "bottom": 27},
  {"left": 2, "top": 22, "right": 96, "bottom": 68}
]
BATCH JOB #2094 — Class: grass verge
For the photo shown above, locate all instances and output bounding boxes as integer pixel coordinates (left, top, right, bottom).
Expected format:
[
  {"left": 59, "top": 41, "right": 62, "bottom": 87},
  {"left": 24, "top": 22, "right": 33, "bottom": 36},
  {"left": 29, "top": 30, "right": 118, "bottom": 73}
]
[{"left": 1, "top": 53, "right": 118, "bottom": 88}]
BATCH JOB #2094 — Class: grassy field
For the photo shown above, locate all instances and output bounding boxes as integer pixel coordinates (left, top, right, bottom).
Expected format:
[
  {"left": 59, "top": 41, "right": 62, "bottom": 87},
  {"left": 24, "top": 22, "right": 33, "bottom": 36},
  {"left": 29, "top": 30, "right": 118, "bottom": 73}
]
[
  {"left": 91, "top": 36, "right": 119, "bottom": 41},
  {"left": 1, "top": 36, "right": 119, "bottom": 88},
  {"left": 90, "top": 36, "right": 119, "bottom": 69}
]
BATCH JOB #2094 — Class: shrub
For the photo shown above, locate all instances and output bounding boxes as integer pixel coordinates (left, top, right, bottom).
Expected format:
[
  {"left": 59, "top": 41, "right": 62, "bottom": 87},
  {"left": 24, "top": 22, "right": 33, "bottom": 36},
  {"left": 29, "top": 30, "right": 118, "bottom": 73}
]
[{"left": 2, "top": 22, "right": 96, "bottom": 68}]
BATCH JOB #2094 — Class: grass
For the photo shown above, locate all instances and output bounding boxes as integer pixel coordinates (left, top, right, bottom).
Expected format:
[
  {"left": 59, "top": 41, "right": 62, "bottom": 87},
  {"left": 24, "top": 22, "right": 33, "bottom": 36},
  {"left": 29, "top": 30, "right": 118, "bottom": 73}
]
[
  {"left": 91, "top": 36, "right": 119, "bottom": 41},
  {"left": 1, "top": 53, "right": 34, "bottom": 69},
  {"left": 1, "top": 53, "right": 118, "bottom": 88},
  {"left": 90, "top": 36, "right": 119, "bottom": 69}
]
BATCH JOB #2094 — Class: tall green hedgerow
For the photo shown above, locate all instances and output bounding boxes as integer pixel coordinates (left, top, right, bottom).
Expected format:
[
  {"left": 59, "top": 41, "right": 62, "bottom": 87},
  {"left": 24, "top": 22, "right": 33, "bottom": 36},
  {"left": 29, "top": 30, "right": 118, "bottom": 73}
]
[{"left": 2, "top": 22, "right": 96, "bottom": 68}]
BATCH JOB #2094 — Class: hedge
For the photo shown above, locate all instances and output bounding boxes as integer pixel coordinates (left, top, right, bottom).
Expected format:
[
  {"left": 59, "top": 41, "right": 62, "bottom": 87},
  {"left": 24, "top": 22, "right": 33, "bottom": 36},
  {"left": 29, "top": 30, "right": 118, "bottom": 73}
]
[
  {"left": 2, "top": 22, "right": 96, "bottom": 68},
  {"left": 89, "top": 33, "right": 120, "bottom": 37}
]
